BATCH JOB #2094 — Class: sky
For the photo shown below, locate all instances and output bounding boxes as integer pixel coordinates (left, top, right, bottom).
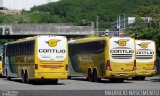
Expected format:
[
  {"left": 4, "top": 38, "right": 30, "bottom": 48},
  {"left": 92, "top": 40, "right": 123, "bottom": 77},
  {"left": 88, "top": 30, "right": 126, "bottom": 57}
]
[{"left": 2, "top": 0, "right": 60, "bottom": 10}]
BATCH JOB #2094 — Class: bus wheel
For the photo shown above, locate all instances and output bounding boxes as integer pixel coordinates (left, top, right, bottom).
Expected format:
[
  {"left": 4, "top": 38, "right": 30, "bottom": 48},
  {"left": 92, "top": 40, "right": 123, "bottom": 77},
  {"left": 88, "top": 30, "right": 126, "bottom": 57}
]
[
  {"left": 67, "top": 76, "right": 71, "bottom": 79},
  {"left": 6, "top": 69, "right": 11, "bottom": 80},
  {"left": 140, "top": 77, "right": 145, "bottom": 80},
  {"left": 25, "top": 72, "right": 31, "bottom": 84},
  {"left": 93, "top": 69, "right": 101, "bottom": 82},
  {"left": 22, "top": 71, "right": 30, "bottom": 84},
  {"left": 53, "top": 79, "right": 58, "bottom": 84},
  {"left": 132, "top": 77, "right": 138, "bottom": 80},
  {"left": 118, "top": 79, "right": 124, "bottom": 83},
  {"left": 88, "top": 69, "right": 93, "bottom": 82},
  {"left": 109, "top": 79, "right": 117, "bottom": 83},
  {"left": 22, "top": 71, "right": 26, "bottom": 83}
]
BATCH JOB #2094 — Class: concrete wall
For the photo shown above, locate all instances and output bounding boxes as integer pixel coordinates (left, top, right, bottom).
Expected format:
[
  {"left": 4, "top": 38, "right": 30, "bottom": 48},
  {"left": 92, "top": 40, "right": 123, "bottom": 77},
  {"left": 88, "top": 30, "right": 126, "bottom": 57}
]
[{"left": 0, "top": 23, "right": 94, "bottom": 36}]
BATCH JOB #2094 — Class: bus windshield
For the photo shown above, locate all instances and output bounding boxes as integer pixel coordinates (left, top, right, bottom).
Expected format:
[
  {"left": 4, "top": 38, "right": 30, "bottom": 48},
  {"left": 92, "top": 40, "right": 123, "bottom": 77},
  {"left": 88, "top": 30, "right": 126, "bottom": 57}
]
[{"left": 38, "top": 36, "right": 67, "bottom": 61}]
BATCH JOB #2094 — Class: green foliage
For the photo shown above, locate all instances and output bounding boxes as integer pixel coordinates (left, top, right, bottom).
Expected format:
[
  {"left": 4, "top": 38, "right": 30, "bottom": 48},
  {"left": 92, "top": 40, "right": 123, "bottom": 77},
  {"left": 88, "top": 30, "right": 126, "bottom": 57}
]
[
  {"left": 30, "top": 0, "right": 145, "bottom": 27},
  {"left": 125, "top": 6, "right": 160, "bottom": 56},
  {"left": 0, "top": 12, "right": 62, "bottom": 24},
  {"left": 30, "top": 0, "right": 160, "bottom": 29},
  {"left": 23, "top": 12, "right": 54, "bottom": 23},
  {"left": 1, "top": 0, "right": 160, "bottom": 28},
  {"left": 0, "top": 13, "right": 30, "bottom": 23},
  {"left": 0, "top": 39, "right": 15, "bottom": 44}
]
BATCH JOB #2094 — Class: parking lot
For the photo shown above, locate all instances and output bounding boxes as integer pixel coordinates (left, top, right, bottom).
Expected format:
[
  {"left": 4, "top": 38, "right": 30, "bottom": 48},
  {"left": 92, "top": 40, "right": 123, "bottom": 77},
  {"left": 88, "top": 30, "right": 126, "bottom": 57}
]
[{"left": 0, "top": 76, "right": 160, "bottom": 90}]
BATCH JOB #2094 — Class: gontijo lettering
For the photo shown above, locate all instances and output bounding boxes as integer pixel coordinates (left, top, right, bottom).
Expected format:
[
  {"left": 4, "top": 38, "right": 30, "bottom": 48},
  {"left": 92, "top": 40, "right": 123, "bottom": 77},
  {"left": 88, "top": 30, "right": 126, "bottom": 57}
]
[
  {"left": 110, "top": 50, "right": 134, "bottom": 53},
  {"left": 39, "top": 49, "right": 66, "bottom": 53}
]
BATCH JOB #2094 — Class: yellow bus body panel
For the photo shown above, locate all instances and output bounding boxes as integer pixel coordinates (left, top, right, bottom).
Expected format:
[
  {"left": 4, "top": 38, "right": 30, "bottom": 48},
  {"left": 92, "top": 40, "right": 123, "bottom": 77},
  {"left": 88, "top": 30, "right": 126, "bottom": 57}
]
[
  {"left": 3, "top": 36, "right": 68, "bottom": 80},
  {"left": 135, "top": 40, "right": 156, "bottom": 77},
  {"left": 135, "top": 62, "right": 156, "bottom": 76},
  {"left": 69, "top": 36, "right": 135, "bottom": 79},
  {"left": 0, "top": 61, "right": 2, "bottom": 75},
  {"left": 33, "top": 36, "right": 68, "bottom": 79},
  {"left": 107, "top": 37, "right": 136, "bottom": 78},
  {"left": 77, "top": 53, "right": 105, "bottom": 77},
  {"left": 107, "top": 61, "right": 135, "bottom": 78}
]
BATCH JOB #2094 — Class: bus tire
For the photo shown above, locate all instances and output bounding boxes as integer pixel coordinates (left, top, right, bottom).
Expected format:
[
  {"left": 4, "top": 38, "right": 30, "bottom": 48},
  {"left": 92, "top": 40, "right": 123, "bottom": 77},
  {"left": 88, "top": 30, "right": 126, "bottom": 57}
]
[
  {"left": 109, "top": 79, "right": 118, "bottom": 83},
  {"left": 6, "top": 69, "right": 11, "bottom": 80},
  {"left": 140, "top": 77, "right": 145, "bottom": 80},
  {"left": 21, "top": 71, "right": 26, "bottom": 83},
  {"left": 93, "top": 69, "right": 101, "bottom": 82},
  {"left": 67, "top": 76, "right": 71, "bottom": 79},
  {"left": 118, "top": 79, "right": 124, "bottom": 83},
  {"left": 53, "top": 79, "right": 58, "bottom": 84},
  {"left": 25, "top": 71, "right": 31, "bottom": 84},
  {"left": 22, "top": 71, "right": 30, "bottom": 84},
  {"left": 132, "top": 77, "right": 138, "bottom": 80},
  {"left": 88, "top": 69, "right": 93, "bottom": 82}
]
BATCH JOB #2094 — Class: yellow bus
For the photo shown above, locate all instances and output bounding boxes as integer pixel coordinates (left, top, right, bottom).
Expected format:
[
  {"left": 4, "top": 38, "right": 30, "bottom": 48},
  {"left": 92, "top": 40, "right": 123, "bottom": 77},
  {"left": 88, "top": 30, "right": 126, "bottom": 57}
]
[
  {"left": 2, "top": 35, "right": 68, "bottom": 83},
  {"left": 68, "top": 36, "right": 136, "bottom": 82},
  {"left": 133, "top": 40, "right": 156, "bottom": 80}
]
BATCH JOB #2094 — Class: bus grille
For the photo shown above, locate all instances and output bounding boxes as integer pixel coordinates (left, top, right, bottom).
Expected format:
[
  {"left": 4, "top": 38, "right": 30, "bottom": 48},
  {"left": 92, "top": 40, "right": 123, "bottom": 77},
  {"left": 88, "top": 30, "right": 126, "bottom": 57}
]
[
  {"left": 111, "top": 54, "right": 132, "bottom": 59},
  {"left": 136, "top": 55, "right": 153, "bottom": 59}
]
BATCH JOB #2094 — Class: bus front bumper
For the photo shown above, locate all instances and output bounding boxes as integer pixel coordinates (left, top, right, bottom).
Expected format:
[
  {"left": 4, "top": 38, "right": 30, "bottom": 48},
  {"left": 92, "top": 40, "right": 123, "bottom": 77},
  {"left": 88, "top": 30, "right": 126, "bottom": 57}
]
[
  {"left": 135, "top": 70, "right": 156, "bottom": 77},
  {"left": 105, "top": 71, "right": 135, "bottom": 79},
  {"left": 34, "top": 72, "right": 68, "bottom": 79}
]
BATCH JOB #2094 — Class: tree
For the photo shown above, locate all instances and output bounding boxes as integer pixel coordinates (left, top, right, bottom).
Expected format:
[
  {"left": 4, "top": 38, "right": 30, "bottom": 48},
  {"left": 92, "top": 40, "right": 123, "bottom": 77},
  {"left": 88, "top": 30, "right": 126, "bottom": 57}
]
[{"left": 125, "top": 6, "right": 160, "bottom": 56}]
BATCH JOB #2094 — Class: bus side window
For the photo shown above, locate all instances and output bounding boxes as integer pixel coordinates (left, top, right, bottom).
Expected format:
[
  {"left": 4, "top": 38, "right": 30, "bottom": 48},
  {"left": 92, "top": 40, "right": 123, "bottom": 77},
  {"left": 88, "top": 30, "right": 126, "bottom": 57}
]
[
  {"left": 13, "top": 45, "right": 15, "bottom": 54},
  {"left": 90, "top": 40, "right": 105, "bottom": 54},
  {"left": 10, "top": 45, "right": 13, "bottom": 55},
  {"left": 75, "top": 44, "right": 81, "bottom": 54},
  {"left": 16, "top": 44, "right": 18, "bottom": 54},
  {"left": 23, "top": 43, "right": 27, "bottom": 54},
  {"left": 68, "top": 44, "right": 73, "bottom": 55},
  {"left": 84, "top": 42, "right": 93, "bottom": 53},
  {"left": 69, "top": 43, "right": 79, "bottom": 55},
  {"left": 19, "top": 44, "right": 22, "bottom": 54},
  {"left": 78, "top": 43, "right": 84, "bottom": 54},
  {"left": 98, "top": 40, "right": 106, "bottom": 52},
  {"left": 30, "top": 41, "right": 34, "bottom": 54}
]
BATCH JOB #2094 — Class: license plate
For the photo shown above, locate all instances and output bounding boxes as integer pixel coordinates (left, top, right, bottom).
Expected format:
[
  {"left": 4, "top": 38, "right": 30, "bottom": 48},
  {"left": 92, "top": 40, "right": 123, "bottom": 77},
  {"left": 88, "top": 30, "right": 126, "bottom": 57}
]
[
  {"left": 120, "top": 74, "right": 125, "bottom": 76},
  {"left": 142, "top": 71, "right": 146, "bottom": 74}
]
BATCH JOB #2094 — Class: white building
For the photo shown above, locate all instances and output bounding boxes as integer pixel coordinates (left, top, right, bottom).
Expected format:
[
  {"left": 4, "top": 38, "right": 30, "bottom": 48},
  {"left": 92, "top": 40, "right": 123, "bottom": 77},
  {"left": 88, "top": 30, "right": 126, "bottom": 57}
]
[
  {"left": 112, "top": 17, "right": 153, "bottom": 30},
  {"left": 0, "top": 0, "right": 59, "bottom": 10},
  {"left": 0, "top": 0, "right": 2, "bottom": 8}
]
